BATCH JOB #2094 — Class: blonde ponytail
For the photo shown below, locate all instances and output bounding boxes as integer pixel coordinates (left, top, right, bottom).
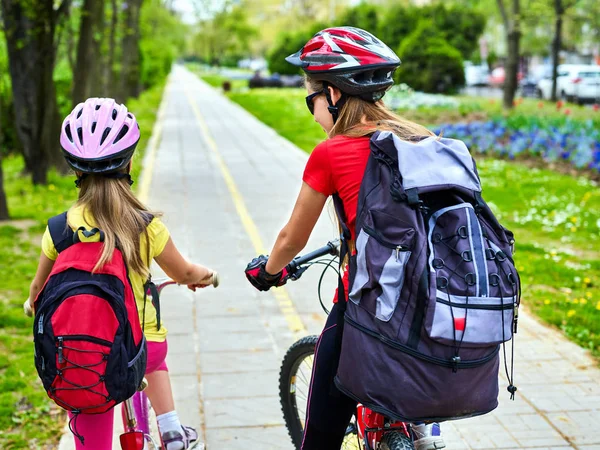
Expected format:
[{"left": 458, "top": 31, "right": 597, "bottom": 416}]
[{"left": 73, "top": 175, "right": 158, "bottom": 277}]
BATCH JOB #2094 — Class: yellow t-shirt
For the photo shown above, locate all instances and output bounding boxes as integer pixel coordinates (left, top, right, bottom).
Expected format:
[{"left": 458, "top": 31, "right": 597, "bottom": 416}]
[{"left": 41, "top": 205, "right": 170, "bottom": 342}]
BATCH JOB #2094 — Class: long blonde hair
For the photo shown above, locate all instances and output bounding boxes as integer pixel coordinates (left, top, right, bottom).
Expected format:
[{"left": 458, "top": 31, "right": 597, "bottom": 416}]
[
  {"left": 307, "top": 77, "right": 434, "bottom": 259},
  {"left": 305, "top": 77, "right": 434, "bottom": 140},
  {"left": 73, "top": 174, "right": 157, "bottom": 277}
]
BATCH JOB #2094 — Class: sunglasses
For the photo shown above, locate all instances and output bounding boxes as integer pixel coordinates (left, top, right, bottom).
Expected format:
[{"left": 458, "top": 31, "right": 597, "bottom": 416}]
[{"left": 305, "top": 90, "right": 326, "bottom": 115}]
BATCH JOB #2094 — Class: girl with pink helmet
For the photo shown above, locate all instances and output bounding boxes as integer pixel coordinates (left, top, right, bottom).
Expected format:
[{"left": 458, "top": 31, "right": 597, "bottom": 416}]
[{"left": 28, "top": 97, "right": 213, "bottom": 450}]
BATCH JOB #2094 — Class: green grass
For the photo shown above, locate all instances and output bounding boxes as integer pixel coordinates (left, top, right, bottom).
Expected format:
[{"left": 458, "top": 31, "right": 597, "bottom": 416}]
[
  {"left": 218, "top": 83, "right": 600, "bottom": 360},
  {"left": 0, "top": 80, "right": 166, "bottom": 448},
  {"left": 230, "top": 88, "right": 325, "bottom": 152}
]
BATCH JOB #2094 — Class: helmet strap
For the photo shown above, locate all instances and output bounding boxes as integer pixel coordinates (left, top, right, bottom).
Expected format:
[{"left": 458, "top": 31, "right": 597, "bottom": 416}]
[
  {"left": 323, "top": 82, "right": 347, "bottom": 124},
  {"left": 75, "top": 172, "right": 134, "bottom": 188}
]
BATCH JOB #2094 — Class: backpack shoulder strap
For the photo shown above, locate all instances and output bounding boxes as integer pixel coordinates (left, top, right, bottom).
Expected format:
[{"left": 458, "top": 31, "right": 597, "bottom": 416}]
[{"left": 48, "top": 212, "right": 75, "bottom": 254}]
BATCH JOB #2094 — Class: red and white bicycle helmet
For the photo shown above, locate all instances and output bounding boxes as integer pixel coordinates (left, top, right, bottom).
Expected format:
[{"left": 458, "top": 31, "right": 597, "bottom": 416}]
[
  {"left": 60, "top": 98, "right": 140, "bottom": 175},
  {"left": 286, "top": 27, "right": 401, "bottom": 102}
]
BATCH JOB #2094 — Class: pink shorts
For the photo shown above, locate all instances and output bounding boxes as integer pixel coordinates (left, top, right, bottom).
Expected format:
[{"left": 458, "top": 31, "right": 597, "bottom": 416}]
[{"left": 146, "top": 340, "right": 169, "bottom": 373}]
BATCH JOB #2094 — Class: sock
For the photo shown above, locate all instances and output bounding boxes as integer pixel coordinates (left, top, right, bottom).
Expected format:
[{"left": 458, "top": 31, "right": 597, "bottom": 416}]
[{"left": 157, "top": 411, "right": 184, "bottom": 450}]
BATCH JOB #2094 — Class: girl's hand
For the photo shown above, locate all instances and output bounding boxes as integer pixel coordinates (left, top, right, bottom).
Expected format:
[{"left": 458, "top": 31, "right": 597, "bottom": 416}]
[
  {"left": 187, "top": 271, "right": 219, "bottom": 291},
  {"left": 24, "top": 298, "right": 33, "bottom": 317}
]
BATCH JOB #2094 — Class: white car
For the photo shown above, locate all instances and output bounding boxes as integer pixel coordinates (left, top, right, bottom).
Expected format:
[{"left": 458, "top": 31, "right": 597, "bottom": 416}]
[{"left": 537, "top": 64, "right": 600, "bottom": 103}]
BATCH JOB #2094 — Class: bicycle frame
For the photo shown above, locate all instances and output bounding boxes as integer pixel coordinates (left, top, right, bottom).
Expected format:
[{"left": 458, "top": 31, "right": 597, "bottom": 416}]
[
  {"left": 120, "top": 279, "right": 175, "bottom": 450},
  {"left": 357, "top": 404, "right": 411, "bottom": 449}
]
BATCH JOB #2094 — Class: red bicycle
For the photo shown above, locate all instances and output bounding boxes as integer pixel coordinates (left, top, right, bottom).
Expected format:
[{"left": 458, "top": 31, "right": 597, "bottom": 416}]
[{"left": 279, "top": 240, "right": 415, "bottom": 450}]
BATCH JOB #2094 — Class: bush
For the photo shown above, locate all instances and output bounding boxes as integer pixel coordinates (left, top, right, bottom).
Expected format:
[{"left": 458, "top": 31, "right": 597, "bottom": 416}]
[
  {"left": 395, "top": 22, "right": 465, "bottom": 94},
  {"left": 338, "top": 3, "right": 379, "bottom": 32},
  {"left": 378, "top": 4, "right": 484, "bottom": 60}
]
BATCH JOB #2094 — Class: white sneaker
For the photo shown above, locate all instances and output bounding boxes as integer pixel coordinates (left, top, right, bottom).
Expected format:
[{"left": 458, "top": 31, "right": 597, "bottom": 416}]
[{"left": 411, "top": 423, "right": 445, "bottom": 450}]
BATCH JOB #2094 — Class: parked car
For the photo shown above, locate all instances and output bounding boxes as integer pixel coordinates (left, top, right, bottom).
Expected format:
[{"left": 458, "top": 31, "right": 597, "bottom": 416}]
[
  {"left": 536, "top": 64, "right": 600, "bottom": 103},
  {"left": 518, "top": 65, "right": 552, "bottom": 97},
  {"left": 488, "top": 66, "right": 524, "bottom": 88},
  {"left": 464, "top": 63, "right": 489, "bottom": 86},
  {"left": 248, "top": 72, "right": 304, "bottom": 89}
]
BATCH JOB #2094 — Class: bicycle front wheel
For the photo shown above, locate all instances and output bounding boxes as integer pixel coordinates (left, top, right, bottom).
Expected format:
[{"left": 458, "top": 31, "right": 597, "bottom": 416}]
[
  {"left": 279, "top": 335, "right": 362, "bottom": 450},
  {"left": 380, "top": 432, "right": 415, "bottom": 450}
]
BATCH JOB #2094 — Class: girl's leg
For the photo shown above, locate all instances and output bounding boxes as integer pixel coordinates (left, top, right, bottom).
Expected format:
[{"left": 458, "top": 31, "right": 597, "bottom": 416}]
[
  {"left": 301, "top": 302, "right": 357, "bottom": 450},
  {"left": 145, "top": 340, "right": 199, "bottom": 449},
  {"left": 145, "top": 369, "right": 175, "bottom": 415},
  {"left": 68, "top": 410, "right": 114, "bottom": 450}
]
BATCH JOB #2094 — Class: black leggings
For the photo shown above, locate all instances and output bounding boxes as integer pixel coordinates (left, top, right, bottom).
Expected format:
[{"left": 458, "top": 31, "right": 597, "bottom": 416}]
[{"left": 301, "top": 302, "right": 357, "bottom": 450}]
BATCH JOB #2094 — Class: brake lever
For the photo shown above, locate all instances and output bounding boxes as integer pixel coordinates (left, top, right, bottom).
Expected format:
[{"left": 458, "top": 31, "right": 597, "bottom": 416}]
[{"left": 288, "top": 265, "right": 309, "bottom": 281}]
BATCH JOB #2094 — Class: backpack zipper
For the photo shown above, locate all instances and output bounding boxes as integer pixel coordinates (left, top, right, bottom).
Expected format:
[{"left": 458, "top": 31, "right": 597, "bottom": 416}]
[
  {"left": 56, "top": 335, "right": 112, "bottom": 365},
  {"left": 58, "top": 335, "right": 113, "bottom": 347},
  {"left": 345, "top": 314, "right": 499, "bottom": 369},
  {"left": 436, "top": 298, "right": 514, "bottom": 311},
  {"left": 38, "top": 314, "right": 44, "bottom": 334},
  {"left": 57, "top": 337, "right": 64, "bottom": 364},
  {"left": 363, "top": 225, "right": 412, "bottom": 261}
]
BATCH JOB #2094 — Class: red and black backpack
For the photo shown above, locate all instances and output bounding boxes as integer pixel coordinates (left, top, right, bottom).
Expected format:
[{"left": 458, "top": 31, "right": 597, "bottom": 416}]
[{"left": 33, "top": 212, "right": 147, "bottom": 426}]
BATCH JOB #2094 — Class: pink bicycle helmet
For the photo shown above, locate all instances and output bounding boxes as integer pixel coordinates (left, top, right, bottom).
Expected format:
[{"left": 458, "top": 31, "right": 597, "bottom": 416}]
[{"left": 60, "top": 98, "right": 140, "bottom": 174}]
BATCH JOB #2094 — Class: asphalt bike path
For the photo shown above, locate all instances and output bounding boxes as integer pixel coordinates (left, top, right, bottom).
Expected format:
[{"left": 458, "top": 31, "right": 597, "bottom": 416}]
[{"left": 58, "top": 65, "right": 600, "bottom": 449}]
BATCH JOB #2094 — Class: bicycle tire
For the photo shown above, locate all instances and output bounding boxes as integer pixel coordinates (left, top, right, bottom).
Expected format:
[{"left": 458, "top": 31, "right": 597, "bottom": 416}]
[
  {"left": 379, "top": 432, "right": 415, "bottom": 450},
  {"left": 279, "top": 335, "right": 362, "bottom": 450},
  {"left": 279, "top": 335, "right": 319, "bottom": 448}
]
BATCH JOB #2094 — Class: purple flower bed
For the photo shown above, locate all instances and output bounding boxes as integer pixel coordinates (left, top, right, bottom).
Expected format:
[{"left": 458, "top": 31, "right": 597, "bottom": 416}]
[{"left": 433, "top": 119, "right": 600, "bottom": 173}]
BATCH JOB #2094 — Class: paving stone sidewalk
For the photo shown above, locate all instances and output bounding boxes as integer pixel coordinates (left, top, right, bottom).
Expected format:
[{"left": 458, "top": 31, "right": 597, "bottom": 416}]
[{"left": 58, "top": 65, "right": 600, "bottom": 449}]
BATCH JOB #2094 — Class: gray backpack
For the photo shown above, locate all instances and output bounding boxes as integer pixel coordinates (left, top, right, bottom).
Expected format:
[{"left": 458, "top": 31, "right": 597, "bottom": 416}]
[{"left": 334, "top": 131, "right": 520, "bottom": 423}]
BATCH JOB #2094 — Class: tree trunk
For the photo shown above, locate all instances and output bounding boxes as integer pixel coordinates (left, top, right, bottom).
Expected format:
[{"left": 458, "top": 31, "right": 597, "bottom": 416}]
[
  {"left": 104, "top": 0, "right": 118, "bottom": 96},
  {"left": 551, "top": 0, "right": 563, "bottom": 101},
  {"left": 72, "top": 0, "right": 104, "bottom": 106},
  {"left": 497, "top": 0, "right": 521, "bottom": 110},
  {"left": 1, "top": 0, "right": 69, "bottom": 185},
  {"left": 0, "top": 101, "right": 10, "bottom": 221},
  {"left": 119, "top": 0, "right": 143, "bottom": 101}
]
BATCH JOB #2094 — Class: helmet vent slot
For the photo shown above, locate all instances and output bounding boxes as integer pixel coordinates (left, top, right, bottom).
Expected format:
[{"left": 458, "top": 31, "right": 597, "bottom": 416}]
[
  {"left": 112, "top": 109, "right": 118, "bottom": 120},
  {"left": 100, "top": 127, "right": 111, "bottom": 145},
  {"left": 65, "top": 124, "right": 73, "bottom": 143},
  {"left": 77, "top": 127, "right": 83, "bottom": 145},
  {"left": 114, "top": 125, "right": 129, "bottom": 144},
  {"left": 76, "top": 109, "right": 83, "bottom": 119},
  {"left": 91, "top": 122, "right": 97, "bottom": 133}
]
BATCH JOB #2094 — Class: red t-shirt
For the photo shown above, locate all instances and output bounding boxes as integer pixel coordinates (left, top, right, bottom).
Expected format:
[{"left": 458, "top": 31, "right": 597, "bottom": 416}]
[{"left": 302, "top": 135, "right": 371, "bottom": 301}]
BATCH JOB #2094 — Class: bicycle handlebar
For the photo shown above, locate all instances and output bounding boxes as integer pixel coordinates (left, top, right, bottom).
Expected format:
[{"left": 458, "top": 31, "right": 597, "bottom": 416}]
[{"left": 286, "top": 239, "right": 340, "bottom": 281}]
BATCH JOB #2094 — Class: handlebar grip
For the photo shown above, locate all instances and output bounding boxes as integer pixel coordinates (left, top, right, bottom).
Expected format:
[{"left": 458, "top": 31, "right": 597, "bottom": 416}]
[
  {"left": 289, "top": 239, "right": 340, "bottom": 269},
  {"left": 24, "top": 299, "right": 33, "bottom": 317}
]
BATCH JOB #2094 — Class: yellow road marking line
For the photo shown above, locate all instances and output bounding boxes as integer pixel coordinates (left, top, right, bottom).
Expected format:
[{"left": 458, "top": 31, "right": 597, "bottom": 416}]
[
  {"left": 137, "top": 84, "right": 170, "bottom": 204},
  {"left": 184, "top": 84, "right": 307, "bottom": 335}
]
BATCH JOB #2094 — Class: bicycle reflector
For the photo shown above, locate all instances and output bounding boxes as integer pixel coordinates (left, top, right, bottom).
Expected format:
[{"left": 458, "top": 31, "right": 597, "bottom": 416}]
[{"left": 120, "top": 431, "right": 145, "bottom": 450}]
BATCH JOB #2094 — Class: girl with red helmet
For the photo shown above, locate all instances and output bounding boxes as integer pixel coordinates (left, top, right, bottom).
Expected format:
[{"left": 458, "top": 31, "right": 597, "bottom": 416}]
[
  {"left": 245, "top": 27, "right": 445, "bottom": 450},
  {"left": 27, "top": 98, "right": 215, "bottom": 450}
]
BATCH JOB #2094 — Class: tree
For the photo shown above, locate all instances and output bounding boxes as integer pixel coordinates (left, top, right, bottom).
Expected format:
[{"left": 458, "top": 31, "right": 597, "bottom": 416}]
[
  {"left": 0, "top": 100, "right": 9, "bottom": 221},
  {"left": 1, "top": 0, "right": 71, "bottom": 185},
  {"left": 72, "top": 0, "right": 104, "bottom": 106},
  {"left": 395, "top": 21, "right": 465, "bottom": 94},
  {"left": 496, "top": 0, "right": 521, "bottom": 110},
  {"left": 550, "top": 0, "right": 581, "bottom": 101},
  {"left": 104, "top": 0, "right": 119, "bottom": 95},
  {"left": 120, "top": 0, "right": 143, "bottom": 100},
  {"left": 338, "top": 3, "right": 378, "bottom": 32}
]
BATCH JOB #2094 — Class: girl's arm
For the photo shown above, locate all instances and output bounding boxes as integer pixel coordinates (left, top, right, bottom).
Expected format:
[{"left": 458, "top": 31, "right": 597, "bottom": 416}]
[
  {"left": 155, "top": 237, "right": 213, "bottom": 285},
  {"left": 265, "top": 182, "right": 327, "bottom": 275},
  {"left": 29, "top": 252, "right": 56, "bottom": 306}
]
